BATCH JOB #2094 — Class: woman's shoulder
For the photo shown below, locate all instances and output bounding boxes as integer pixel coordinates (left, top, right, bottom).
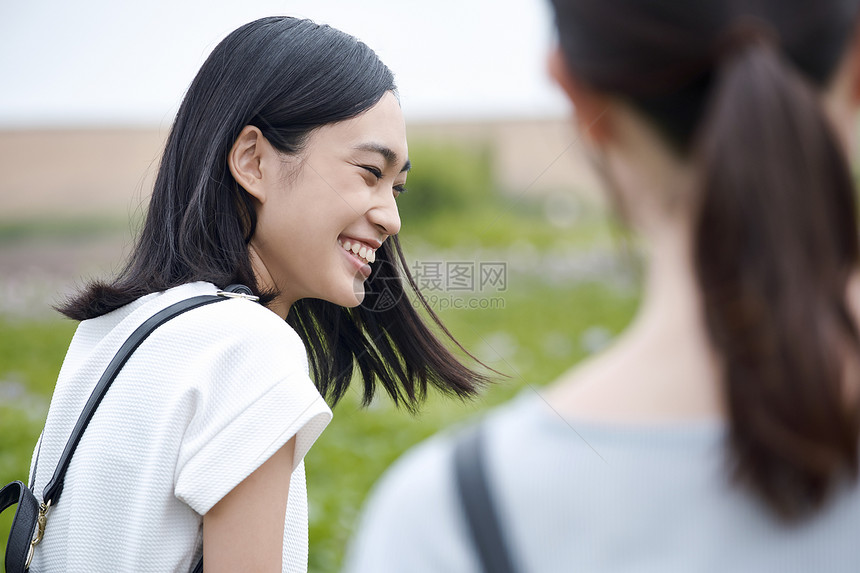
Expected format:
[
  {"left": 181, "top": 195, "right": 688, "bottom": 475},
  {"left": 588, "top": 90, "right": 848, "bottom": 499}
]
[
  {"left": 117, "top": 282, "right": 301, "bottom": 346},
  {"left": 173, "top": 284, "right": 300, "bottom": 337},
  {"left": 343, "top": 396, "right": 544, "bottom": 573},
  {"left": 154, "top": 283, "right": 309, "bottom": 371},
  {"left": 368, "top": 394, "right": 541, "bottom": 488},
  {"left": 74, "top": 282, "right": 310, "bottom": 379},
  {"left": 362, "top": 394, "right": 544, "bottom": 496},
  {"left": 343, "top": 424, "right": 472, "bottom": 572}
]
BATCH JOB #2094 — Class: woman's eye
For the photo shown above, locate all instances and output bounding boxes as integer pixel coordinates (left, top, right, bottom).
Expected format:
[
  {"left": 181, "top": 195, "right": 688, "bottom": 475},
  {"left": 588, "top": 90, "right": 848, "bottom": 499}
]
[
  {"left": 362, "top": 166, "right": 383, "bottom": 180},
  {"left": 394, "top": 185, "right": 408, "bottom": 197}
]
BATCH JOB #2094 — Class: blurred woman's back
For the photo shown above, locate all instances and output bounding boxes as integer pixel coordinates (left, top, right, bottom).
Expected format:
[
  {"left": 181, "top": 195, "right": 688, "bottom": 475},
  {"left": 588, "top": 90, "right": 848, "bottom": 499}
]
[{"left": 343, "top": 1, "right": 860, "bottom": 571}]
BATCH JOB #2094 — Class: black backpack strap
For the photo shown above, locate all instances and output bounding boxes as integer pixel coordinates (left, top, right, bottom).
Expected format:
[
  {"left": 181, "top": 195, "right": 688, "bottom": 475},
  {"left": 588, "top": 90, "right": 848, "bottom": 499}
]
[
  {"left": 42, "top": 293, "right": 227, "bottom": 505},
  {"left": 453, "top": 422, "right": 518, "bottom": 573}
]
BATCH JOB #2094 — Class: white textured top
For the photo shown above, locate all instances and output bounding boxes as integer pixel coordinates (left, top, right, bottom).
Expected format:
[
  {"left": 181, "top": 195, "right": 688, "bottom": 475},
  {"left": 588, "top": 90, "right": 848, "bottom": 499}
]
[
  {"left": 28, "top": 282, "right": 332, "bottom": 572},
  {"left": 344, "top": 390, "right": 860, "bottom": 573}
]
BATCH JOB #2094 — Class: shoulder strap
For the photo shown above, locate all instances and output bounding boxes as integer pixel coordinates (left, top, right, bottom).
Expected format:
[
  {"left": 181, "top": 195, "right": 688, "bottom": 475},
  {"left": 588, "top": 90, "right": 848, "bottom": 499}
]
[
  {"left": 41, "top": 294, "right": 227, "bottom": 505},
  {"left": 28, "top": 434, "right": 42, "bottom": 490},
  {"left": 453, "top": 422, "right": 518, "bottom": 573}
]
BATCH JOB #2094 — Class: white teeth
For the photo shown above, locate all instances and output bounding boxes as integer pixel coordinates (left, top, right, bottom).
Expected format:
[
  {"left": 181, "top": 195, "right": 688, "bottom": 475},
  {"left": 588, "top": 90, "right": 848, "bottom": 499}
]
[{"left": 340, "top": 239, "right": 376, "bottom": 264}]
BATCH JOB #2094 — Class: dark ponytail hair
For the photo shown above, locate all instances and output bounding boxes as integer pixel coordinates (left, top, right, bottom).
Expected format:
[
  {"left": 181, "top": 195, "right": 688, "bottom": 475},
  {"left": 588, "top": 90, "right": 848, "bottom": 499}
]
[
  {"left": 696, "top": 30, "right": 860, "bottom": 519},
  {"left": 59, "top": 16, "right": 488, "bottom": 410},
  {"left": 551, "top": 0, "right": 860, "bottom": 519}
]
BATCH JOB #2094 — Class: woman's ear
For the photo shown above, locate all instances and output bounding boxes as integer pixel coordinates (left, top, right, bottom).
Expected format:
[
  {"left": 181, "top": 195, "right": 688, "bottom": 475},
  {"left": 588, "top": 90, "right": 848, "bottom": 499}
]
[
  {"left": 547, "top": 47, "right": 612, "bottom": 144},
  {"left": 229, "top": 125, "right": 268, "bottom": 203}
]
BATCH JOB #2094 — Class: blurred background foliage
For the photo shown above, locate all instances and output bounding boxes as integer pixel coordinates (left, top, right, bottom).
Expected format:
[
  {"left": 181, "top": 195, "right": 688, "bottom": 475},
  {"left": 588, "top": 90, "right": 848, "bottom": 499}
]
[
  {"left": 396, "top": 141, "right": 624, "bottom": 250},
  {"left": 0, "top": 140, "right": 636, "bottom": 572},
  {"left": 396, "top": 142, "right": 496, "bottom": 221}
]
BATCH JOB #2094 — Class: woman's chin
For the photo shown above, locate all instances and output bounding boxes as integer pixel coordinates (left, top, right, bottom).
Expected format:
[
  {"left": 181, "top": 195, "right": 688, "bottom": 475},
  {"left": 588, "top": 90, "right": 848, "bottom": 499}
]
[
  {"left": 313, "top": 280, "right": 366, "bottom": 308},
  {"left": 342, "top": 279, "right": 366, "bottom": 307},
  {"left": 344, "top": 293, "right": 365, "bottom": 307}
]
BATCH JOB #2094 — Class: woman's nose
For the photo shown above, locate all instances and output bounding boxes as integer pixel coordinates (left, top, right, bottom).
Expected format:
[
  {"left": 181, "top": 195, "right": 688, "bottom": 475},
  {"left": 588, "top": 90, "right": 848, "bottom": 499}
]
[{"left": 370, "top": 193, "right": 402, "bottom": 237}]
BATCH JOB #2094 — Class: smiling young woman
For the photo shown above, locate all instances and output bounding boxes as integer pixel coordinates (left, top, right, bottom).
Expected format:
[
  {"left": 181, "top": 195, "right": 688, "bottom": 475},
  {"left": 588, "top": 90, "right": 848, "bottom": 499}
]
[{"left": 25, "top": 16, "right": 488, "bottom": 573}]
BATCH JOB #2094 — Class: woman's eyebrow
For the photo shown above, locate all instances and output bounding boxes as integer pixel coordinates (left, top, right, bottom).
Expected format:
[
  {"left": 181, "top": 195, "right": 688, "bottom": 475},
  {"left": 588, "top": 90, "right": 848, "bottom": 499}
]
[{"left": 353, "top": 142, "right": 411, "bottom": 172}]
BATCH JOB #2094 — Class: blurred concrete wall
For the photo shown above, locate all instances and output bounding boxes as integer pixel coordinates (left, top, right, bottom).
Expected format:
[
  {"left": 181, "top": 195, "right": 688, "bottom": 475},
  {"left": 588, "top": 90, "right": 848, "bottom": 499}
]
[
  {"left": 407, "top": 118, "right": 600, "bottom": 199},
  {"left": 0, "top": 119, "right": 600, "bottom": 222},
  {"left": 0, "top": 129, "right": 168, "bottom": 220}
]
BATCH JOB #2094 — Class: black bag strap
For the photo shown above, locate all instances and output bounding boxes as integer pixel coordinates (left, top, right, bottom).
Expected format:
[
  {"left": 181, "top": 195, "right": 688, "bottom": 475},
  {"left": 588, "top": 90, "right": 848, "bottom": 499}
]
[
  {"left": 41, "top": 293, "right": 228, "bottom": 505},
  {"left": 28, "top": 435, "right": 42, "bottom": 490},
  {"left": 1, "top": 481, "right": 40, "bottom": 573},
  {"left": 453, "top": 422, "right": 518, "bottom": 573}
]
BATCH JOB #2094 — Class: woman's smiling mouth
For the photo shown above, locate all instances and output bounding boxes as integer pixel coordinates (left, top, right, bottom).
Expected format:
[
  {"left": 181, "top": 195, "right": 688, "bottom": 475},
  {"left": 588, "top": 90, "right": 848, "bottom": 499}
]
[{"left": 338, "top": 238, "right": 376, "bottom": 264}]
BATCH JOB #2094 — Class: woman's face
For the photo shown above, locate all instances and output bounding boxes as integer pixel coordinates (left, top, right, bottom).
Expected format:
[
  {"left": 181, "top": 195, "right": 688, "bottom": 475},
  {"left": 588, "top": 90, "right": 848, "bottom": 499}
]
[{"left": 245, "top": 91, "right": 409, "bottom": 316}]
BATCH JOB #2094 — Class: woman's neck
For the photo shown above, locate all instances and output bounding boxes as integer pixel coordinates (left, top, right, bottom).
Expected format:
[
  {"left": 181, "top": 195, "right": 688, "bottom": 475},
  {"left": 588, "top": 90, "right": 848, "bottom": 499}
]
[
  {"left": 248, "top": 244, "right": 292, "bottom": 319},
  {"left": 545, "top": 218, "right": 725, "bottom": 423}
]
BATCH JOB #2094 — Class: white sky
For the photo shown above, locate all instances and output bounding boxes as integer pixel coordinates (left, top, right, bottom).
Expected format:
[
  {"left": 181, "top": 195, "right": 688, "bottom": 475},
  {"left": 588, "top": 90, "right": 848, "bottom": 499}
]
[{"left": 0, "top": 0, "right": 569, "bottom": 128}]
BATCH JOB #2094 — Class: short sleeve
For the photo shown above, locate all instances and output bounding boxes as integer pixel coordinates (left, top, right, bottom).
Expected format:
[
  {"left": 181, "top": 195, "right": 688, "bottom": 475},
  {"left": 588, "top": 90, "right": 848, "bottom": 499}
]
[{"left": 169, "top": 300, "right": 332, "bottom": 515}]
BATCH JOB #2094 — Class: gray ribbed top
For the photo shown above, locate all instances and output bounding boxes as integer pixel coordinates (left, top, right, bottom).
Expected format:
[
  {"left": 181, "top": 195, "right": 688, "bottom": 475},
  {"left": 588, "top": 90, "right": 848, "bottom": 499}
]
[{"left": 344, "top": 390, "right": 860, "bottom": 572}]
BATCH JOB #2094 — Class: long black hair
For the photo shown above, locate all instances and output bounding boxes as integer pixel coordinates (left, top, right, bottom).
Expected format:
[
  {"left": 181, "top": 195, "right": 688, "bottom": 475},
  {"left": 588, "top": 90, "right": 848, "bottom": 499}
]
[
  {"left": 59, "top": 16, "right": 488, "bottom": 410},
  {"left": 550, "top": 0, "right": 860, "bottom": 520}
]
